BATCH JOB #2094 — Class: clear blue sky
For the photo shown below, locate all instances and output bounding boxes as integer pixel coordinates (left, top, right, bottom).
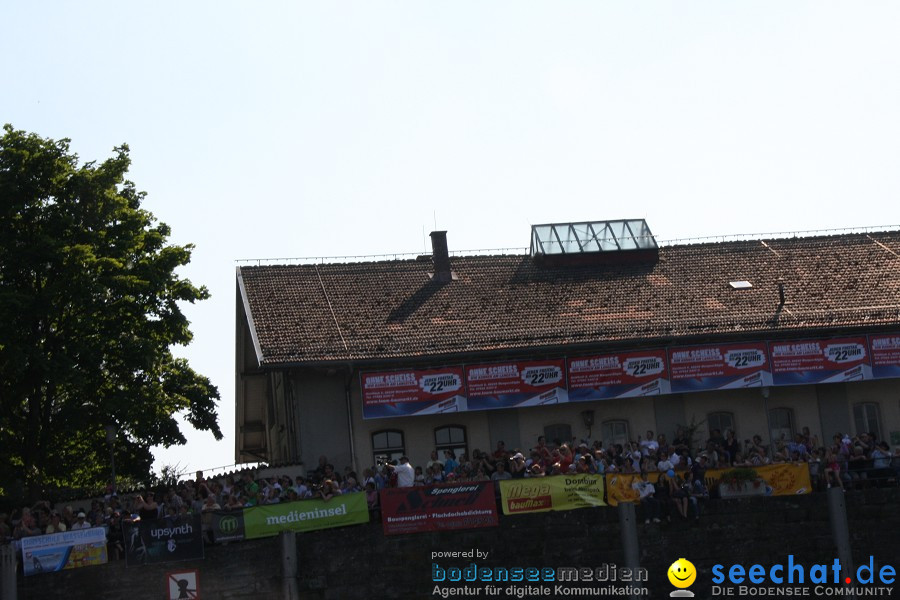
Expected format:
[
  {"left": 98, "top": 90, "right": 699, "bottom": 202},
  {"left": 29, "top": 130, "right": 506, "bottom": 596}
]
[{"left": 3, "top": 1, "right": 899, "bottom": 476}]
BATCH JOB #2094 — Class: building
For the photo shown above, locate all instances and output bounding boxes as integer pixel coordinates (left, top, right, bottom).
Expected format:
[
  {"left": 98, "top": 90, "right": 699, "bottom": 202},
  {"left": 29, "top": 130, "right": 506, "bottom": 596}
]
[{"left": 234, "top": 221, "right": 900, "bottom": 471}]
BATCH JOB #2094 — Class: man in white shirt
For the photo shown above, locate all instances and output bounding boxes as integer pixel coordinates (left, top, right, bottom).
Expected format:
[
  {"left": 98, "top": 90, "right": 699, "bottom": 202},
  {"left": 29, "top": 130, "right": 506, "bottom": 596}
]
[
  {"left": 639, "top": 430, "right": 659, "bottom": 457},
  {"left": 394, "top": 456, "right": 415, "bottom": 488}
]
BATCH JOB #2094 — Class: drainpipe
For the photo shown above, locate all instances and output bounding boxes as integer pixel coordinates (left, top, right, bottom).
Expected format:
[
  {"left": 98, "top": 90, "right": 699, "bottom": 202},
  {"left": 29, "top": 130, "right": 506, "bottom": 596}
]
[{"left": 345, "top": 363, "right": 357, "bottom": 472}]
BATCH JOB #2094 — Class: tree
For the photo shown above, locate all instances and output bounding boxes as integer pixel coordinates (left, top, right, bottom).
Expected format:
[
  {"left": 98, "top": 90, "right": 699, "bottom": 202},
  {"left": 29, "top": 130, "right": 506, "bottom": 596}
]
[{"left": 0, "top": 125, "right": 221, "bottom": 503}]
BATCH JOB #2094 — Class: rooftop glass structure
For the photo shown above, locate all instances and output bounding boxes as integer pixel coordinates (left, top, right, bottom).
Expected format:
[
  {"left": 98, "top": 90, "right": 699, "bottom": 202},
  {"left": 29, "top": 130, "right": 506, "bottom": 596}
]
[{"left": 530, "top": 220, "right": 657, "bottom": 257}]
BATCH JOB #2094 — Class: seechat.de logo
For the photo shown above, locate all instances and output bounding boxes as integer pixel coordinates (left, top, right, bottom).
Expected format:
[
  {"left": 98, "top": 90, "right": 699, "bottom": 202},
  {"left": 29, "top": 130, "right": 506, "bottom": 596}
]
[
  {"left": 218, "top": 516, "right": 239, "bottom": 534},
  {"left": 668, "top": 558, "right": 696, "bottom": 598}
]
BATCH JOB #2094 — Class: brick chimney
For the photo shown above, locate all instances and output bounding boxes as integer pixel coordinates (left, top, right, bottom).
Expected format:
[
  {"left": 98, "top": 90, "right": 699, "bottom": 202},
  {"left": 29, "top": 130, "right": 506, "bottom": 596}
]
[{"left": 429, "top": 231, "right": 455, "bottom": 282}]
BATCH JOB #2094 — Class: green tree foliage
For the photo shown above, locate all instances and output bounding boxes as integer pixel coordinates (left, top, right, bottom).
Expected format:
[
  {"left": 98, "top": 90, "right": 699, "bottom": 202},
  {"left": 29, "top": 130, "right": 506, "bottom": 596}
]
[{"left": 0, "top": 125, "right": 221, "bottom": 502}]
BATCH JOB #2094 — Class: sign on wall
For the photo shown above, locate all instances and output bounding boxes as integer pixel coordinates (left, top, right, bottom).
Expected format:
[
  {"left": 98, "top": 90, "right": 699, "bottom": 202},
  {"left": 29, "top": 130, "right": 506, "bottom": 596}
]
[
  {"left": 567, "top": 349, "right": 670, "bottom": 401},
  {"left": 498, "top": 475, "right": 606, "bottom": 515},
  {"left": 869, "top": 334, "right": 900, "bottom": 379},
  {"left": 124, "top": 514, "right": 204, "bottom": 567},
  {"left": 380, "top": 482, "right": 498, "bottom": 535},
  {"left": 243, "top": 494, "right": 369, "bottom": 539},
  {"left": 21, "top": 527, "right": 108, "bottom": 576},
  {"left": 669, "top": 342, "right": 772, "bottom": 392},
  {"left": 770, "top": 337, "right": 871, "bottom": 385},
  {"left": 465, "top": 359, "right": 568, "bottom": 410},
  {"left": 361, "top": 367, "right": 467, "bottom": 419}
]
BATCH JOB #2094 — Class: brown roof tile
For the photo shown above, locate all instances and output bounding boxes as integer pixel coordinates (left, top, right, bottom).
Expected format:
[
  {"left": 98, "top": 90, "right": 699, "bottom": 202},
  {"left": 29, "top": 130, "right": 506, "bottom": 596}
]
[{"left": 238, "top": 231, "right": 900, "bottom": 365}]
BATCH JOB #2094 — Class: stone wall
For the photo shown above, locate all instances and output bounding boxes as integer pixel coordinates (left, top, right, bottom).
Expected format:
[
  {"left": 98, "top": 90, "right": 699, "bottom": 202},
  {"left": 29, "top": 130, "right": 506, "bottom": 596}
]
[{"left": 15, "top": 488, "right": 900, "bottom": 599}]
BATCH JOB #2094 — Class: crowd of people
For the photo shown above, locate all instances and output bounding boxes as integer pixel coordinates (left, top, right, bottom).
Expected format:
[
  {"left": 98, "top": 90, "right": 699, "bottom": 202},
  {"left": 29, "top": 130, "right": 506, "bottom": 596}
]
[{"left": 2, "top": 426, "right": 898, "bottom": 553}]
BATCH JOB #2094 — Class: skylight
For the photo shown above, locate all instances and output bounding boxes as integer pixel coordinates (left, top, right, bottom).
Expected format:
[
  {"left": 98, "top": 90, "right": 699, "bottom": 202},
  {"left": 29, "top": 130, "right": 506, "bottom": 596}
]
[
  {"left": 530, "top": 220, "right": 657, "bottom": 256},
  {"left": 729, "top": 280, "right": 753, "bottom": 289}
]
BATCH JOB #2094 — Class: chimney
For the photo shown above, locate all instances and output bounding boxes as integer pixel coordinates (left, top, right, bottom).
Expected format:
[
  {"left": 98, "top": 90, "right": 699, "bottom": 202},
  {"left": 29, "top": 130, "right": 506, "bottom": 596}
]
[{"left": 430, "top": 231, "right": 454, "bottom": 282}]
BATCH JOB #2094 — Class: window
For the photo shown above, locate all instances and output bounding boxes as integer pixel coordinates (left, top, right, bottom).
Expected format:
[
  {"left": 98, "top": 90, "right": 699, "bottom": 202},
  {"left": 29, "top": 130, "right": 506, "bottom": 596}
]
[
  {"left": 708, "top": 412, "right": 735, "bottom": 437},
  {"left": 434, "top": 425, "right": 467, "bottom": 459},
  {"left": 372, "top": 430, "right": 405, "bottom": 464},
  {"left": 544, "top": 424, "right": 572, "bottom": 447},
  {"left": 600, "top": 420, "right": 630, "bottom": 448},
  {"left": 768, "top": 408, "right": 794, "bottom": 444},
  {"left": 853, "top": 402, "right": 882, "bottom": 439}
]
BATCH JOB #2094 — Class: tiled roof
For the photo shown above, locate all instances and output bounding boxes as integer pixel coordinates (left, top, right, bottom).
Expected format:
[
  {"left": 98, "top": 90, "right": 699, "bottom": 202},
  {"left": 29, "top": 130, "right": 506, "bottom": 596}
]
[{"left": 238, "top": 231, "right": 900, "bottom": 365}]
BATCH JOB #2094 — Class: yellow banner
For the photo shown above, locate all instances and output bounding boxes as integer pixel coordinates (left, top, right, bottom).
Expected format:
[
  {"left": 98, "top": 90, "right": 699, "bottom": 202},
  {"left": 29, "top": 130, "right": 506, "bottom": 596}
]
[
  {"left": 604, "top": 463, "right": 812, "bottom": 506},
  {"left": 499, "top": 474, "right": 606, "bottom": 515}
]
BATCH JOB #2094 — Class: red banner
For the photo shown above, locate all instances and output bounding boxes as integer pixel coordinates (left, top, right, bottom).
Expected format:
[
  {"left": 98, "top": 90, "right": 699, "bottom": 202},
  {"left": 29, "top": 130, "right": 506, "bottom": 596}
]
[
  {"left": 379, "top": 482, "right": 499, "bottom": 535},
  {"left": 466, "top": 359, "right": 568, "bottom": 410},
  {"left": 361, "top": 367, "right": 466, "bottom": 419},
  {"left": 567, "top": 349, "right": 670, "bottom": 400},
  {"left": 669, "top": 342, "right": 772, "bottom": 392},
  {"left": 770, "top": 337, "right": 871, "bottom": 385}
]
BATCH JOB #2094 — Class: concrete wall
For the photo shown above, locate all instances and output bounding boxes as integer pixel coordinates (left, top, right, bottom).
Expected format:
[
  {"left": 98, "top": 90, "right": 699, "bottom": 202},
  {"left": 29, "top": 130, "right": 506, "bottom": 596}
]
[{"left": 17, "top": 488, "right": 900, "bottom": 599}]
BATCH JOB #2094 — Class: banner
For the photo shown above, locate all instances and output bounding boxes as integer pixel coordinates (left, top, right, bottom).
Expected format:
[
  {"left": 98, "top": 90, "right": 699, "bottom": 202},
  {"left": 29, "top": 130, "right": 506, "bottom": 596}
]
[
  {"left": 498, "top": 475, "right": 606, "bottom": 515},
  {"left": 361, "top": 367, "right": 467, "bottom": 419},
  {"left": 466, "top": 359, "right": 568, "bottom": 410},
  {"left": 568, "top": 349, "right": 670, "bottom": 401},
  {"left": 124, "top": 514, "right": 204, "bottom": 566},
  {"left": 21, "top": 527, "right": 108, "bottom": 576},
  {"left": 243, "top": 494, "right": 369, "bottom": 539},
  {"left": 669, "top": 342, "right": 772, "bottom": 392},
  {"left": 208, "top": 510, "right": 245, "bottom": 543},
  {"left": 380, "top": 482, "right": 498, "bottom": 535},
  {"left": 604, "top": 464, "right": 811, "bottom": 506},
  {"left": 770, "top": 337, "right": 871, "bottom": 385},
  {"left": 870, "top": 334, "right": 900, "bottom": 379}
]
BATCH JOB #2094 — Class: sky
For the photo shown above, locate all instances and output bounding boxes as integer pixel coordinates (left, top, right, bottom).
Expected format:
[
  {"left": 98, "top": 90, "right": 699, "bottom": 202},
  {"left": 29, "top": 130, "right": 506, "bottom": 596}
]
[{"left": 3, "top": 1, "right": 900, "bottom": 478}]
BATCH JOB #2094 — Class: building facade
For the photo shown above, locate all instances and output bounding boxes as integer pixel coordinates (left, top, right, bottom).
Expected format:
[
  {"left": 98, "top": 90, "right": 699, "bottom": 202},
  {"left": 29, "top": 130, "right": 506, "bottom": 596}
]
[{"left": 235, "top": 223, "right": 900, "bottom": 471}]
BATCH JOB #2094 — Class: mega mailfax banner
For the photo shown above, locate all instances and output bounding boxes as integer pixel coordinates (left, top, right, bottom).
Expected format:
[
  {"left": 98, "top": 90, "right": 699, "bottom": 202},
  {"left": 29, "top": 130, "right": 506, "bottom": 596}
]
[
  {"left": 243, "top": 494, "right": 369, "bottom": 539},
  {"left": 498, "top": 475, "right": 606, "bottom": 515},
  {"left": 465, "top": 359, "right": 568, "bottom": 410},
  {"left": 380, "top": 482, "right": 498, "bottom": 536},
  {"left": 21, "top": 527, "right": 108, "bottom": 576},
  {"left": 361, "top": 367, "right": 467, "bottom": 419},
  {"left": 669, "top": 342, "right": 773, "bottom": 392},
  {"left": 567, "top": 349, "right": 670, "bottom": 401},
  {"left": 770, "top": 337, "right": 871, "bottom": 385}
]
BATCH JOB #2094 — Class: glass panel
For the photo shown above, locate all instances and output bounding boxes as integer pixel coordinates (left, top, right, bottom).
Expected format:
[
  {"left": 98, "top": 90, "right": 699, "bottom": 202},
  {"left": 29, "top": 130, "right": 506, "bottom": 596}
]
[
  {"left": 533, "top": 225, "right": 560, "bottom": 254},
  {"left": 627, "top": 220, "right": 656, "bottom": 249},
  {"left": 768, "top": 409, "right": 793, "bottom": 444},
  {"left": 531, "top": 220, "right": 656, "bottom": 256},
  {"left": 610, "top": 221, "right": 638, "bottom": 250},
  {"left": 373, "top": 432, "right": 387, "bottom": 450},
  {"left": 388, "top": 431, "right": 403, "bottom": 448},
  {"left": 449, "top": 427, "right": 465, "bottom": 444},
  {"left": 435, "top": 427, "right": 450, "bottom": 445}
]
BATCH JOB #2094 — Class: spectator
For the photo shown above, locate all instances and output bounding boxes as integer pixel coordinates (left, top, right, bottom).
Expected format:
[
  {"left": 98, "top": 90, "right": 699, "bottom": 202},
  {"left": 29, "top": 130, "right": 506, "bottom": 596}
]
[
  {"left": 632, "top": 472, "right": 660, "bottom": 524},
  {"left": 443, "top": 451, "right": 459, "bottom": 476},
  {"left": 639, "top": 430, "right": 659, "bottom": 457},
  {"left": 394, "top": 456, "right": 415, "bottom": 487},
  {"left": 426, "top": 450, "right": 444, "bottom": 472},
  {"left": 509, "top": 453, "right": 527, "bottom": 478},
  {"left": 492, "top": 441, "right": 509, "bottom": 462},
  {"left": 14, "top": 510, "right": 41, "bottom": 538},
  {"left": 491, "top": 460, "right": 512, "bottom": 481},
  {"left": 824, "top": 449, "right": 844, "bottom": 490},
  {"left": 318, "top": 479, "right": 342, "bottom": 501},
  {"left": 70, "top": 511, "right": 92, "bottom": 530},
  {"left": 45, "top": 511, "right": 67, "bottom": 534}
]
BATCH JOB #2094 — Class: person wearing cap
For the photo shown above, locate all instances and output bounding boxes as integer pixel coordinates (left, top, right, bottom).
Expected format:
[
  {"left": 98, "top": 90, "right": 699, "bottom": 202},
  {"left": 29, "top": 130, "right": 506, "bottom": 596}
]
[
  {"left": 490, "top": 459, "right": 512, "bottom": 481},
  {"left": 71, "top": 511, "right": 91, "bottom": 530}
]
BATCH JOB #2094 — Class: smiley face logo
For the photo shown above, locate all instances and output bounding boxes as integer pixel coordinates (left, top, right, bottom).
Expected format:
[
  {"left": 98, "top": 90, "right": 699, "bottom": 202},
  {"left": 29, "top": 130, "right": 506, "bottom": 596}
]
[{"left": 668, "top": 558, "right": 696, "bottom": 588}]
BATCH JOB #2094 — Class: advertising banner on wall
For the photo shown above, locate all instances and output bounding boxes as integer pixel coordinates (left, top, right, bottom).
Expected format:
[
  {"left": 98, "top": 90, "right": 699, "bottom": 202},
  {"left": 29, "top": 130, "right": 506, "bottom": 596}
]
[
  {"left": 243, "top": 494, "right": 369, "bottom": 539},
  {"left": 498, "top": 474, "right": 606, "bottom": 515},
  {"left": 669, "top": 342, "right": 773, "bottom": 393},
  {"left": 770, "top": 337, "right": 871, "bottom": 385},
  {"left": 567, "top": 349, "right": 670, "bottom": 401},
  {"left": 124, "top": 514, "right": 204, "bottom": 567},
  {"left": 21, "top": 527, "right": 108, "bottom": 576},
  {"left": 465, "top": 359, "right": 568, "bottom": 410},
  {"left": 361, "top": 367, "right": 467, "bottom": 419},
  {"left": 208, "top": 510, "right": 246, "bottom": 543},
  {"left": 380, "top": 482, "right": 498, "bottom": 535},
  {"left": 869, "top": 334, "right": 900, "bottom": 379},
  {"left": 604, "top": 464, "right": 812, "bottom": 507}
]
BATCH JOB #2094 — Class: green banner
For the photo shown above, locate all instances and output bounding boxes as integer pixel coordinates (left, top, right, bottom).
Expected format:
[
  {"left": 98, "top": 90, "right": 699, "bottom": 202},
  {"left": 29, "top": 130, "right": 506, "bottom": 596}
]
[{"left": 243, "top": 493, "right": 369, "bottom": 539}]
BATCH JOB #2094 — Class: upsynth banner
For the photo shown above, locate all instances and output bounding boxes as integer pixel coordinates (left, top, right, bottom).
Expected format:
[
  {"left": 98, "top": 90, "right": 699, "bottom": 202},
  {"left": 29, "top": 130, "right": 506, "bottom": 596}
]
[
  {"left": 498, "top": 474, "right": 606, "bottom": 515},
  {"left": 208, "top": 510, "right": 245, "bottom": 543},
  {"left": 21, "top": 527, "right": 108, "bottom": 576},
  {"left": 243, "top": 493, "right": 369, "bottom": 539},
  {"left": 380, "top": 481, "right": 499, "bottom": 535},
  {"left": 124, "top": 514, "right": 204, "bottom": 566}
]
